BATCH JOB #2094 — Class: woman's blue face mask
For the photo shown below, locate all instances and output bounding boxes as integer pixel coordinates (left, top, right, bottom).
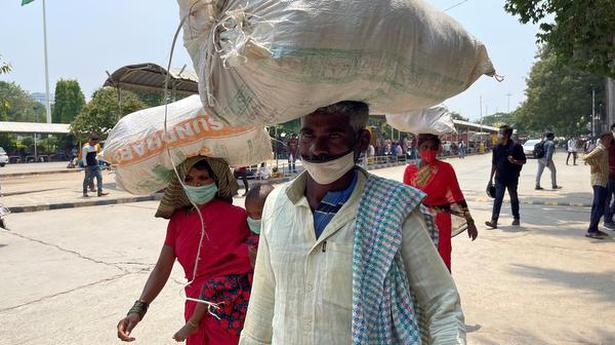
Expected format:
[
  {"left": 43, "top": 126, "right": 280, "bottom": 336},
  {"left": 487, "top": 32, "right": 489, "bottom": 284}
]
[{"left": 183, "top": 184, "right": 218, "bottom": 205}]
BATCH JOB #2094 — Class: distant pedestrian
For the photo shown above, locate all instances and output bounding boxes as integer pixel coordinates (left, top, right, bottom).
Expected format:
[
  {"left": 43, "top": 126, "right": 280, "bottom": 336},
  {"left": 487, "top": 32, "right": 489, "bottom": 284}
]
[
  {"left": 82, "top": 135, "right": 108, "bottom": 197},
  {"left": 458, "top": 141, "right": 466, "bottom": 159},
  {"left": 235, "top": 166, "right": 250, "bottom": 196},
  {"left": 566, "top": 137, "right": 579, "bottom": 165},
  {"left": 583, "top": 132, "right": 613, "bottom": 239},
  {"left": 287, "top": 134, "right": 299, "bottom": 173},
  {"left": 485, "top": 125, "right": 527, "bottom": 229},
  {"left": 536, "top": 132, "right": 562, "bottom": 190},
  {"left": 602, "top": 124, "right": 615, "bottom": 230}
]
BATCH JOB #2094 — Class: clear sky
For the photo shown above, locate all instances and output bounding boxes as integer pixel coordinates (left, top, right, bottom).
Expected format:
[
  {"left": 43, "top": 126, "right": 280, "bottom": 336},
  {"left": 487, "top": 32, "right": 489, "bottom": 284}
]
[{"left": 0, "top": 0, "right": 540, "bottom": 121}]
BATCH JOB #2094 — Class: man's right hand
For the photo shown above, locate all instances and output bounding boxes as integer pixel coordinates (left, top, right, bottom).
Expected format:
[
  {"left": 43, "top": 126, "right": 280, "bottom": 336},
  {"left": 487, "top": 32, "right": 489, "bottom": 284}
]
[{"left": 117, "top": 314, "right": 141, "bottom": 342}]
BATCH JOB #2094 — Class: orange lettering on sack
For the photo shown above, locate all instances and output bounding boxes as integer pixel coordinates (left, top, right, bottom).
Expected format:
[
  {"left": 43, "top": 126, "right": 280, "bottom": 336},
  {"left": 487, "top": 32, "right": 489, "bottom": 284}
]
[{"left": 112, "top": 113, "right": 254, "bottom": 166}]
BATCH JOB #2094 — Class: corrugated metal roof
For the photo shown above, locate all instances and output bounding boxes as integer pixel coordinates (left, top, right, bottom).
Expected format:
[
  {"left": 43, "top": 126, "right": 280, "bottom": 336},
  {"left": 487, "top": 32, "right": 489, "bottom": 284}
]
[
  {"left": 0, "top": 121, "right": 70, "bottom": 134},
  {"left": 103, "top": 63, "right": 199, "bottom": 95},
  {"left": 453, "top": 120, "right": 498, "bottom": 132}
]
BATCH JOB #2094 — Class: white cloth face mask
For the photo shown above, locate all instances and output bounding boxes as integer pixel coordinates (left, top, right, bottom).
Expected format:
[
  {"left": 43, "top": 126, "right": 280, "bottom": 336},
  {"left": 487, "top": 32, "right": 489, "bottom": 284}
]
[{"left": 301, "top": 151, "right": 356, "bottom": 185}]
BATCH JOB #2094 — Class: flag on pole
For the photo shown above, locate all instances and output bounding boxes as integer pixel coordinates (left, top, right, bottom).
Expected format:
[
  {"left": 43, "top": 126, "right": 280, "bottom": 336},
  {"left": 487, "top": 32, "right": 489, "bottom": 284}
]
[{"left": 21, "top": 0, "right": 36, "bottom": 5}]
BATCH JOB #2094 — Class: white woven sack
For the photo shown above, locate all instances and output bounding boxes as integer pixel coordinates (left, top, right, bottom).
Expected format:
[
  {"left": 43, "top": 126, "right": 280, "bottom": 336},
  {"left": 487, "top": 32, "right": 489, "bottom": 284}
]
[
  {"left": 101, "top": 95, "right": 273, "bottom": 195},
  {"left": 178, "top": 0, "right": 495, "bottom": 126},
  {"left": 386, "top": 107, "right": 456, "bottom": 135}
]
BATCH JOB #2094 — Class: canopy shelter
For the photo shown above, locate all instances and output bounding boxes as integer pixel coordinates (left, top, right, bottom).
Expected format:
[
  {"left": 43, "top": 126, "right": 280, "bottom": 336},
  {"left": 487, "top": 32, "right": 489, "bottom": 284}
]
[
  {"left": 103, "top": 62, "right": 199, "bottom": 99},
  {"left": 0, "top": 121, "right": 71, "bottom": 162}
]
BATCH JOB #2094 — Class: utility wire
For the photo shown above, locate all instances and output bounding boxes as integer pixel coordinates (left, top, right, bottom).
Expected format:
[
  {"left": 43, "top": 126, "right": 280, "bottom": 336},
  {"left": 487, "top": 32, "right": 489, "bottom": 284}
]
[{"left": 444, "top": 0, "right": 470, "bottom": 12}]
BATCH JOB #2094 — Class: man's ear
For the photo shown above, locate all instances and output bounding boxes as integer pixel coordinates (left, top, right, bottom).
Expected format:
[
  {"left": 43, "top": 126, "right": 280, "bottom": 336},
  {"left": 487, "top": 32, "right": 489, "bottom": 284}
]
[{"left": 357, "top": 129, "right": 371, "bottom": 153}]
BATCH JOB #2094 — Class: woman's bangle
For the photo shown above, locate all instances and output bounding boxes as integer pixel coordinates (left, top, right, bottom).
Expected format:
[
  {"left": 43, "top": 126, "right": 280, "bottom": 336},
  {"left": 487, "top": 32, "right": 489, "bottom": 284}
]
[{"left": 127, "top": 300, "right": 149, "bottom": 320}]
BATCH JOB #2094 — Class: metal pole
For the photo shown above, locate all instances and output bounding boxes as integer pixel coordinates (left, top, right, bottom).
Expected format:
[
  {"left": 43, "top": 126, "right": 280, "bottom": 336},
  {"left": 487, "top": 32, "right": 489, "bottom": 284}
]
[
  {"left": 42, "top": 0, "right": 52, "bottom": 123},
  {"left": 592, "top": 87, "right": 596, "bottom": 137},
  {"left": 34, "top": 133, "right": 38, "bottom": 162}
]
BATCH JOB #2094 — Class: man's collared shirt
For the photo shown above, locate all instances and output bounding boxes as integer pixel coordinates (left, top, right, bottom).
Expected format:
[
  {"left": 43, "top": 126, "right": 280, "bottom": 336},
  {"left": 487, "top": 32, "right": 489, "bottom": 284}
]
[
  {"left": 239, "top": 169, "right": 466, "bottom": 345},
  {"left": 585, "top": 143, "right": 609, "bottom": 187},
  {"left": 313, "top": 170, "right": 358, "bottom": 238}
]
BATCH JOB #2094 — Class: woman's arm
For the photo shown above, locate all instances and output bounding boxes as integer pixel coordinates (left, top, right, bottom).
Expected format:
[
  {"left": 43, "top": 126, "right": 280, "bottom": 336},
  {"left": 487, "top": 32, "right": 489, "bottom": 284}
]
[{"left": 117, "top": 245, "right": 175, "bottom": 342}]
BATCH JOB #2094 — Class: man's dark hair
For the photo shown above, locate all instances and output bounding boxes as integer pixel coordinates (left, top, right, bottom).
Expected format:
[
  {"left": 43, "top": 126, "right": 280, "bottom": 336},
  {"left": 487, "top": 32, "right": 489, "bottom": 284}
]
[
  {"left": 89, "top": 134, "right": 100, "bottom": 141},
  {"left": 306, "top": 101, "right": 369, "bottom": 133},
  {"left": 545, "top": 132, "right": 555, "bottom": 140},
  {"left": 499, "top": 125, "right": 513, "bottom": 138},
  {"left": 417, "top": 134, "right": 441, "bottom": 147}
]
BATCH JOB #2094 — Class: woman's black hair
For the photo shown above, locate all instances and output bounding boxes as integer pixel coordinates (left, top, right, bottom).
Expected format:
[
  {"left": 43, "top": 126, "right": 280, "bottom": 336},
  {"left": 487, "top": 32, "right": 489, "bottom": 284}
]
[{"left": 417, "top": 134, "right": 441, "bottom": 147}]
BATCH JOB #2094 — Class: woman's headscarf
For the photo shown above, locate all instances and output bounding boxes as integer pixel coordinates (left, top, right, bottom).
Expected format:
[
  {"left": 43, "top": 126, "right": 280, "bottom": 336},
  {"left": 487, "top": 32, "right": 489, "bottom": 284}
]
[{"left": 155, "top": 156, "right": 239, "bottom": 219}]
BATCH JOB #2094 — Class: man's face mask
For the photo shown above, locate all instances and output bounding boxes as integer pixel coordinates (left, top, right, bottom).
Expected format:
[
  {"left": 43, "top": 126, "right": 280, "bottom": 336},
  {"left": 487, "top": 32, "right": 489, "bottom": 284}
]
[
  {"left": 247, "top": 217, "right": 262, "bottom": 234},
  {"left": 301, "top": 151, "right": 356, "bottom": 185}
]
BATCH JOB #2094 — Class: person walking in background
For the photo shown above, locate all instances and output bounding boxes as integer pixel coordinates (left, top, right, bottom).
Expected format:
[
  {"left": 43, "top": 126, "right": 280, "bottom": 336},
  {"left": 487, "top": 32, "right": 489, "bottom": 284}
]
[
  {"left": 287, "top": 133, "right": 299, "bottom": 173},
  {"left": 566, "top": 137, "right": 579, "bottom": 166},
  {"left": 235, "top": 166, "right": 250, "bottom": 197},
  {"left": 458, "top": 141, "right": 466, "bottom": 159},
  {"left": 602, "top": 124, "right": 615, "bottom": 230},
  {"left": 536, "top": 132, "right": 562, "bottom": 190},
  {"left": 404, "top": 134, "right": 478, "bottom": 271},
  {"left": 583, "top": 133, "right": 613, "bottom": 239},
  {"left": 82, "top": 134, "right": 108, "bottom": 197},
  {"left": 486, "top": 125, "right": 527, "bottom": 229}
]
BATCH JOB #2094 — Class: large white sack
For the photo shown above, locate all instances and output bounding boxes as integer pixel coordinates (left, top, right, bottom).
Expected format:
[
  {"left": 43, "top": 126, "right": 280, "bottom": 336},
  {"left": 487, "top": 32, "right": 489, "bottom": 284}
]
[
  {"left": 386, "top": 107, "right": 456, "bottom": 135},
  {"left": 178, "top": 0, "right": 495, "bottom": 127},
  {"left": 101, "top": 95, "right": 273, "bottom": 195}
]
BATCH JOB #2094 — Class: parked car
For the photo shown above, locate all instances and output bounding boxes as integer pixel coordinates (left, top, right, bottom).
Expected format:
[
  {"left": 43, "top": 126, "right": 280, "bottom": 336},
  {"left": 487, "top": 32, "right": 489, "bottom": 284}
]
[
  {"left": 522, "top": 139, "right": 541, "bottom": 158},
  {"left": 0, "top": 147, "right": 9, "bottom": 167}
]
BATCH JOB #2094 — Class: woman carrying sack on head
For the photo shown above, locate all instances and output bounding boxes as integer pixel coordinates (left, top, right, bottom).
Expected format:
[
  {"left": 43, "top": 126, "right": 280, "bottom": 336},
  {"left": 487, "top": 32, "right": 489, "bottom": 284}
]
[
  {"left": 116, "top": 156, "right": 254, "bottom": 344},
  {"left": 403, "top": 134, "right": 478, "bottom": 271}
]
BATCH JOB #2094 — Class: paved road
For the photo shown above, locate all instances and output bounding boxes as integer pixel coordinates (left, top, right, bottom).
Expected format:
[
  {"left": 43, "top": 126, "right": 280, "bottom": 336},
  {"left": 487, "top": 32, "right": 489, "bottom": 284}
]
[{"left": 1, "top": 152, "right": 613, "bottom": 345}]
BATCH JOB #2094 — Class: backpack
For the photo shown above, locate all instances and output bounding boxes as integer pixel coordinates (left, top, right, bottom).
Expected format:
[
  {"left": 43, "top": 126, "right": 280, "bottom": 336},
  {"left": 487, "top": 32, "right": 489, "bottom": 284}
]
[{"left": 534, "top": 141, "right": 546, "bottom": 159}]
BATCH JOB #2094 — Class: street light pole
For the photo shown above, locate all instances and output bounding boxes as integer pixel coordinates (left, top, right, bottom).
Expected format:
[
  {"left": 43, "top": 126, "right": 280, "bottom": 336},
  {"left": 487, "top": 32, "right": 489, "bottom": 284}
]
[
  {"left": 592, "top": 87, "right": 596, "bottom": 137},
  {"left": 42, "top": 0, "right": 51, "bottom": 124}
]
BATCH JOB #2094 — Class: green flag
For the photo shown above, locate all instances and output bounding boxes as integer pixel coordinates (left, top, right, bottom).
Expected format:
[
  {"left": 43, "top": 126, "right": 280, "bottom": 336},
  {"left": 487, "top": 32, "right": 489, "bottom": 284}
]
[{"left": 21, "top": 0, "right": 36, "bottom": 5}]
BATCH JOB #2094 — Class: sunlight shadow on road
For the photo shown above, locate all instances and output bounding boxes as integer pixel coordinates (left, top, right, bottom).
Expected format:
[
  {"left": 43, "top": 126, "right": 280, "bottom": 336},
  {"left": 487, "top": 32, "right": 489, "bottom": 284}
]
[{"left": 510, "top": 264, "right": 615, "bottom": 302}]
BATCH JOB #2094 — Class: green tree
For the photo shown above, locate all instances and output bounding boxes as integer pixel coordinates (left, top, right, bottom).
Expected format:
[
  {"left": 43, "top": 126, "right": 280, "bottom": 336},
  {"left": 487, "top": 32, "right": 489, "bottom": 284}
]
[
  {"left": 0, "top": 54, "right": 11, "bottom": 74},
  {"left": 504, "top": 0, "right": 615, "bottom": 77},
  {"left": 70, "top": 87, "right": 145, "bottom": 140},
  {"left": 515, "top": 49, "right": 604, "bottom": 137},
  {"left": 52, "top": 79, "right": 86, "bottom": 123},
  {"left": 0, "top": 81, "right": 46, "bottom": 122}
]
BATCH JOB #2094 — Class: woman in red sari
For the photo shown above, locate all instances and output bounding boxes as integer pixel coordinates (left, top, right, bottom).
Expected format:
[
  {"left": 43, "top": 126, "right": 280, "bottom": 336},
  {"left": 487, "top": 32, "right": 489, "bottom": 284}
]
[
  {"left": 403, "top": 134, "right": 478, "bottom": 271},
  {"left": 117, "top": 156, "right": 255, "bottom": 345}
]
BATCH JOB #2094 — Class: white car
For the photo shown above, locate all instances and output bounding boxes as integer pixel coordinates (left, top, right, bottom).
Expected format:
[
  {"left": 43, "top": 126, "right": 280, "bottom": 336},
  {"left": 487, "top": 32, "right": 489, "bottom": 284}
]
[
  {"left": 0, "top": 147, "right": 8, "bottom": 167},
  {"left": 522, "top": 139, "right": 541, "bottom": 158}
]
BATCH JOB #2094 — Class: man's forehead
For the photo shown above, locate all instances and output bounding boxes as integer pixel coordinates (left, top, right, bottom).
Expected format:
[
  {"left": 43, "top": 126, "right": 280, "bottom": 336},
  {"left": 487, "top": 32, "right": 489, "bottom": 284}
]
[{"left": 301, "top": 112, "right": 352, "bottom": 130}]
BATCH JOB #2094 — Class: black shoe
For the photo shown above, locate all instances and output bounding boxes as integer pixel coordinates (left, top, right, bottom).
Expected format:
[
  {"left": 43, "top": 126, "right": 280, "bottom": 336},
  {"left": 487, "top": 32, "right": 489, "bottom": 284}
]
[
  {"left": 98, "top": 192, "right": 109, "bottom": 197},
  {"left": 604, "top": 222, "right": 615, "bottom": 230},
  {"left": 485, "top": 221, "right": 498, "bottom": 229},
  {"left": 83, "top": 193, "right": 89, "bottom": 198},
  {"left": 585, "top": 232, "right": 605, "bottom": 239},
  {"left": 535, "top": 186, "right": 544, "bottom": 190},
  {"left": 552, "top": 185, "right": 562, "bottom": 190},
  {"left": 512, "top": 219, "right": 520, "bottom": 226}
]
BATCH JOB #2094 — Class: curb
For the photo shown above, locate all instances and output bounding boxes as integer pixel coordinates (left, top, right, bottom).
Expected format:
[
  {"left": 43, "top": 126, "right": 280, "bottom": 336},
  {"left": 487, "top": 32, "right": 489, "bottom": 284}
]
[
  {"left": 470, "top": 197, "right": 591, "bottom": 208},
  {"left": 1, "top": 169, "right": 81, "bottom": 178},
  {"left": 8, "top": 194, "right": 164, "bottom": 214}
]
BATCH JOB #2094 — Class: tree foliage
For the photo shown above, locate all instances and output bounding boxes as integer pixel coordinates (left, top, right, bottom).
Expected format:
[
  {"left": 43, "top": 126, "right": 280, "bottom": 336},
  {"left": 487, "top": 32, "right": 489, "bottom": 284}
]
[
  {"left": 515, "top": 49, "right": 604, "bottom": 137},
  {"left": 0, "top": 81, "right": 46, "bottom": 122},
  {"left": 70, "top": 87, "right": 145, "bottom": 140},
  {"left": 504, "top": 0, "right": 615, "bottom": 78},
  {"left": 479, "top": 112, "right": 526, "bottom": 132},
  {"left": 0, "top": 54, "right": 11, "bottom": 74},
  {"left": 52, "top": 79, "right": 86, "bottom": 123}
]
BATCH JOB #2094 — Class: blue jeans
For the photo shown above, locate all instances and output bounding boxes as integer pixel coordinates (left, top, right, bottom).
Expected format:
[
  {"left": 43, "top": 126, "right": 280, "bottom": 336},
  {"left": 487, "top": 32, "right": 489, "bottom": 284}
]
[
  {"left": 589, "top": 185, "right": 608, "bottom": 233},
  {"left": 83, "top": 166, "right": 102, "bottom": 194},
  {"left": 491, "top": 179, "right": 520, "bottom": 223}
]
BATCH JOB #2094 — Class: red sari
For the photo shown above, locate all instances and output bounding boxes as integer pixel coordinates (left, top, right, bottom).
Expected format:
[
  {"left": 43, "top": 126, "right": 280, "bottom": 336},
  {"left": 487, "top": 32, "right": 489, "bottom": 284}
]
[
  {"left": 403, "top": 160, "right": 464, "bottom": 271},
  {"left": 165, "top": 199, "right": 253, "bottom": 345}
]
